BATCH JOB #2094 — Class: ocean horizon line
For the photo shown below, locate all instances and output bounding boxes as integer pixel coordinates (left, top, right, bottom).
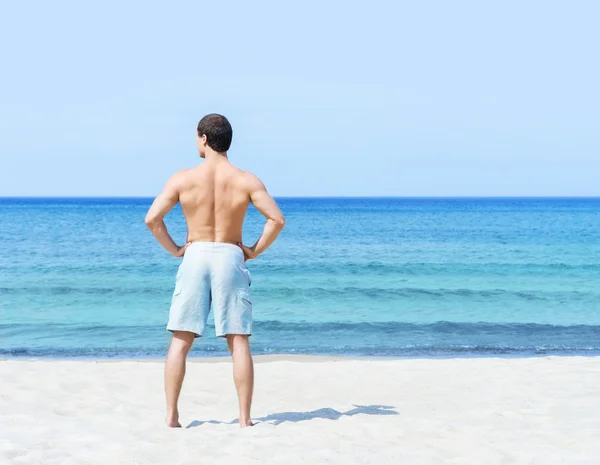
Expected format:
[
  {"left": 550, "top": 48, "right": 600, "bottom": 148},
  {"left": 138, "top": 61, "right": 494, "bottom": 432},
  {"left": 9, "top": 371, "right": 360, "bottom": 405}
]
[{"left": 1, "top": 195, "right": 600, "bottom": 200}]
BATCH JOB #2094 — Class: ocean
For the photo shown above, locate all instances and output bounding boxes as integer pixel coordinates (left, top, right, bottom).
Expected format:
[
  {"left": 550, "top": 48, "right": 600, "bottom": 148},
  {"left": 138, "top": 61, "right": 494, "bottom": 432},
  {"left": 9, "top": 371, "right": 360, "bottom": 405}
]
[{"left": 1, "top": 197, "right": 599, "bottom": 358}]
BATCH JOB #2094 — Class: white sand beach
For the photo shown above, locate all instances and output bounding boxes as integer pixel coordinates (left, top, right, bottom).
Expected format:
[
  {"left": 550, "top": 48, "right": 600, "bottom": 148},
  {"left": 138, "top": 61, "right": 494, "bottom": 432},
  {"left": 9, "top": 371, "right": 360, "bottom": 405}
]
[{"left": 2, "top": 356, "right": 599, "bottom": 464}]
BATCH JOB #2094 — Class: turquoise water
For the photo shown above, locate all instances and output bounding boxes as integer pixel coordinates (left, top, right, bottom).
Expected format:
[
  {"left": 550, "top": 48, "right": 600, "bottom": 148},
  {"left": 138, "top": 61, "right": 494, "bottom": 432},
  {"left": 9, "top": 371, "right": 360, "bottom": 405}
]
[{"left": 1, "top": 197, "right": 599, "bottom": 357}]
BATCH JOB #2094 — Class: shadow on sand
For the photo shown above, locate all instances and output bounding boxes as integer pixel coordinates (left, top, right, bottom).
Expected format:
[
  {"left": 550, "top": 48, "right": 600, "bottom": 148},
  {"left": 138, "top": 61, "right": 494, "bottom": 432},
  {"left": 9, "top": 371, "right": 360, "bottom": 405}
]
[{"left": 186, "top": 404, "right": 397, "bottom": 428}]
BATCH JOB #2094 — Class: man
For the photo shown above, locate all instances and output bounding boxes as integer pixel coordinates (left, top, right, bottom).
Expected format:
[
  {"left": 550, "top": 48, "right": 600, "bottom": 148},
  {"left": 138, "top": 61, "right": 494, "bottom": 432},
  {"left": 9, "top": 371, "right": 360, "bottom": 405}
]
[{"left": 144, "top": 114, "right": 285, "bottom": 428}]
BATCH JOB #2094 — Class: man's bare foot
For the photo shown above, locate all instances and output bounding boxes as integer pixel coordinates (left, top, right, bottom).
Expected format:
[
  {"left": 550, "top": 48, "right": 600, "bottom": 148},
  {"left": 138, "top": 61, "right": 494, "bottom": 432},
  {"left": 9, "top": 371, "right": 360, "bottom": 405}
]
[
  {"left": 239, "top": 418, "right": 254, "bottom": 428},
  {"left": 166, "top": 411, "right": 181, "bottom": 428}
]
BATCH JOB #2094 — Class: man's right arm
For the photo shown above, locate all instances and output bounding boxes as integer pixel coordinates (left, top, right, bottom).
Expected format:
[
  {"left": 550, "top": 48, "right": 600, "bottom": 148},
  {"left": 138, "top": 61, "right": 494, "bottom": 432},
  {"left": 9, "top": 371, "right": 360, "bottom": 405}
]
[
  {"left": 237, "top": 174, "right": 285, "bottom": 260},
  {"left": 144, "top": 171, "right": 190, "bottom": 257}
]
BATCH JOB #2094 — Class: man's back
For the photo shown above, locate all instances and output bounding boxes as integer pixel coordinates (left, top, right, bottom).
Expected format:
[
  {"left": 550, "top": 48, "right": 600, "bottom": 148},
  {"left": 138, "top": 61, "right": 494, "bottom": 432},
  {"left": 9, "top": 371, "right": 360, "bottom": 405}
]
[{"left": 178, "top": 158, "right": 250, "bottom": 244}]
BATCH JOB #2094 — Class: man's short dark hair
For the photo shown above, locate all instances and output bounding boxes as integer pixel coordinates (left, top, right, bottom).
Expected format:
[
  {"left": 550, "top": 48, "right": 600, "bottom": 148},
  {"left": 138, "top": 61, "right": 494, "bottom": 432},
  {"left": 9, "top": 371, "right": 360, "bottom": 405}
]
[{"left": 197, "top": 114, "right": 233, "bottom": 152}]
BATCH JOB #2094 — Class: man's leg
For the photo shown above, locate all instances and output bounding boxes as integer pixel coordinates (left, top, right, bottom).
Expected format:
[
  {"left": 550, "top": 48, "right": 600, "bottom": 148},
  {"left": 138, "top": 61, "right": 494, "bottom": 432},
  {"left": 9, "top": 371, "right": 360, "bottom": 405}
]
[
  {"left": 165, "top": 331, "right": 195, "bottom": 427},
  {"left": 227, "top": 334, "right": 254, "bottom": 427}
]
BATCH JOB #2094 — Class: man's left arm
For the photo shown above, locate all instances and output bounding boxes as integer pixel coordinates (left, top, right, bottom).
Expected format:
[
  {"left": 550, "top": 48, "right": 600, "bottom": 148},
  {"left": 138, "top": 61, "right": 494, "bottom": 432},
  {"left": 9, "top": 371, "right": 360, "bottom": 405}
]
[{"left": 145, "top": 172, "right": 189, "bottom": 257}]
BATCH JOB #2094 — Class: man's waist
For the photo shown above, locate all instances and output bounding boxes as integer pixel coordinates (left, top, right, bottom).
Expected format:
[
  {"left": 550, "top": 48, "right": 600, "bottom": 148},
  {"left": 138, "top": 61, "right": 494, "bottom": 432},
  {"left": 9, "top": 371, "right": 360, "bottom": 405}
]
[{"left": 187, "top": 241, "right": 242, "bottom": 252}]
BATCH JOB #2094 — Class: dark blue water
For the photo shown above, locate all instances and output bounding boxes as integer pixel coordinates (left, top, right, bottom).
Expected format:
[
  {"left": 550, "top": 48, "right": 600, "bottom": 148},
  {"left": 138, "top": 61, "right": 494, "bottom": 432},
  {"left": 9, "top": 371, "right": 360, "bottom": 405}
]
[{"left": 1, "top": 197, "right": 599, "bottom": 357}]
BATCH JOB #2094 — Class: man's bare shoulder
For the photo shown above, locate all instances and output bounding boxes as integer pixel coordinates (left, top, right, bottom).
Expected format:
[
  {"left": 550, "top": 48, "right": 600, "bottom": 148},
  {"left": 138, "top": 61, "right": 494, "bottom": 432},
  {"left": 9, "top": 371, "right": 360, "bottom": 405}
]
[
  {"left": 237, "top": 168, "right": 265, "bottom": 192},
  {"left": 167, "top": 168, "right": 192, "bottom": 184}
]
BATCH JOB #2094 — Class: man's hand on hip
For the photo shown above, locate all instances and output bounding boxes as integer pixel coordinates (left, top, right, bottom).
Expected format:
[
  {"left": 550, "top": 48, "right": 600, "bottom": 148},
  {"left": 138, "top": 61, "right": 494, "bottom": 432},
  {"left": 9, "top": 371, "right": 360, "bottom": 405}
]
[
  {"left": 174, "top": 242, "right": 191, "bottom": 258},
  {"left": 237, "top": 243, "right": 258, "bottom": 261}
]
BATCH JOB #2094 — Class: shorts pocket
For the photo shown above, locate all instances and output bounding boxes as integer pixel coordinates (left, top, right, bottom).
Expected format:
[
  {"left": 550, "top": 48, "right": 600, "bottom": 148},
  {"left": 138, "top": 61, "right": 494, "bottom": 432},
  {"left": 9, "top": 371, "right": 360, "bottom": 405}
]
[
  {"left": 173, "top": 265, "right": 184, "bottom": 297},
  {"left": 173, "top": 281, "right": 183, "bottom": 297},
  {"left": 242, "top": 266, "right": 252, "bottom": 286},
  {"left": 237, "top": 289, "right": 252, "bottom": 306}
]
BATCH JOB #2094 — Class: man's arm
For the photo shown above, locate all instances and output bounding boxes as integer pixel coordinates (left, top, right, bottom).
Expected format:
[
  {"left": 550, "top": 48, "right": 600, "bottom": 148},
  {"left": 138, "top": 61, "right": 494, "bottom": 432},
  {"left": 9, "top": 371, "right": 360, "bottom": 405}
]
[
  {"left": 238, "top": 174, "right": 285, "bottom": 261},
  {"left": 144, "top": 172, "right": 189, "bottom": 257}
]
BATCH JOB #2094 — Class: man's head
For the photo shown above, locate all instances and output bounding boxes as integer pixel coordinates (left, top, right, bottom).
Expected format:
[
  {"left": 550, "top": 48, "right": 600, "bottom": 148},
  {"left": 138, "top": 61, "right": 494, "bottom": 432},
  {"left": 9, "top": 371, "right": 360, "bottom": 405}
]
[{"left": 196, "top": 114, "right": 233, "bottom": 158}]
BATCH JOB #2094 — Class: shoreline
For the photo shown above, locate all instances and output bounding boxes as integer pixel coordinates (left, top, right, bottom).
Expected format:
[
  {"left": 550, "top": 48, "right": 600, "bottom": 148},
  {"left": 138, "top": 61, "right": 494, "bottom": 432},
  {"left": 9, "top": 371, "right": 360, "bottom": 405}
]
[{"left": 4, "top": 352, "right": 600, "bottom": 363}]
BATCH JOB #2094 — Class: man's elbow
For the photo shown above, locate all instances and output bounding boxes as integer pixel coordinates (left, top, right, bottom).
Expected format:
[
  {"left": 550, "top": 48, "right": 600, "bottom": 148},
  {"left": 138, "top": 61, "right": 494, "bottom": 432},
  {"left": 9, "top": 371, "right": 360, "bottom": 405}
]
[
  {"left": 144, "top": 215, "right": 160, "bottom": 230},
  {"left": 272, "top": 215, "right": 286, "bottom": 230}
]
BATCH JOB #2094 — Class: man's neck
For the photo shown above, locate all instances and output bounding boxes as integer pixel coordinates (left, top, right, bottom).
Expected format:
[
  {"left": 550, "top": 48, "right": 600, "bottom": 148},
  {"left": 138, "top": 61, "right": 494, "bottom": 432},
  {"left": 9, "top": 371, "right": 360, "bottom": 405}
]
[{"left": 204, "top": 150, "right": 228, "bottom": 162}]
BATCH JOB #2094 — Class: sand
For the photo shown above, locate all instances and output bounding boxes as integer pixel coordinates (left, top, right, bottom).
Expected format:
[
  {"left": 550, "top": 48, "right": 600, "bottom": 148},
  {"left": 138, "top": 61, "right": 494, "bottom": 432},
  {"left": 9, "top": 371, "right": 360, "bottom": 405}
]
[{"left": 1, "top": 356, "right": 599, "bottom": 464}]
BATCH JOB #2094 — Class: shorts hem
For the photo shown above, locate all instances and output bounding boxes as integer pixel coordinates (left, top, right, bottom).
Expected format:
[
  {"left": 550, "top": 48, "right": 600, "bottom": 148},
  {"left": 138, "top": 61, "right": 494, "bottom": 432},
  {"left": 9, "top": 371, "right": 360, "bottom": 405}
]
[
  {"left": 216, "top": 331, "right": 252, "bottom": 338},
  {"left": 167, "top": 327, "right": 203, "bottom": 338}
]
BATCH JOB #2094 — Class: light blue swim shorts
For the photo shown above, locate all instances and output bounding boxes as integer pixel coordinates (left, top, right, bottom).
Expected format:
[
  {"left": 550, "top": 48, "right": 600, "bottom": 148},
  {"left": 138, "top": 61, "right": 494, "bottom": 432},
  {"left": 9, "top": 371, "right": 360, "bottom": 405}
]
[{"left": 167, "top": 242, "right": 252, "bottom": 338}]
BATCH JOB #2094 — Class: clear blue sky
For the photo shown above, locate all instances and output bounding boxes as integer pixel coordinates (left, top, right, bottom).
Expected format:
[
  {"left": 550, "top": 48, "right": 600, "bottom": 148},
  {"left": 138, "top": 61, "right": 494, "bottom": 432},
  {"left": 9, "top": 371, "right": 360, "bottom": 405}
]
[{"left": 1, "top": 0, "right": 598, "bottom": 197}]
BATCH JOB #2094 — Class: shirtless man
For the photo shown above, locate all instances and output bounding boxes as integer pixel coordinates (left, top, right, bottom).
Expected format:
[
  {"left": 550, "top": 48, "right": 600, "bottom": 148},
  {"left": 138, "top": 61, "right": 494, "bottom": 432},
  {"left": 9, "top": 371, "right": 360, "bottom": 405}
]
[{"left": 144, "top": 114, "right": 285, "bottom": 428}]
